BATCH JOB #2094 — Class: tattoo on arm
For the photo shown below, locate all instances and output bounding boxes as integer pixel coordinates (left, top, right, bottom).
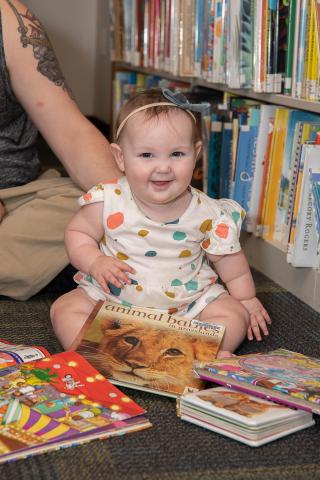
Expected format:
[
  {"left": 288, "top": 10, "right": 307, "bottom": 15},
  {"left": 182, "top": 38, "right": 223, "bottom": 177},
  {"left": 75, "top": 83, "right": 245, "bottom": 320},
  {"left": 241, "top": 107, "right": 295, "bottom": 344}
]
[{"left": 6, "top": 0, "right": 73, "bottom": 96}]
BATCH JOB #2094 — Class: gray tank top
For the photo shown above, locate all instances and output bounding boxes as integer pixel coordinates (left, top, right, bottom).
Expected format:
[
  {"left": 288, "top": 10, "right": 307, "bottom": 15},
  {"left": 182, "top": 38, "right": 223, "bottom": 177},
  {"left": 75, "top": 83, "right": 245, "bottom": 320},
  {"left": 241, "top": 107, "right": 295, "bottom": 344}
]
[{"left": 0, "top": 11, "right": 40, "bottom": 189}]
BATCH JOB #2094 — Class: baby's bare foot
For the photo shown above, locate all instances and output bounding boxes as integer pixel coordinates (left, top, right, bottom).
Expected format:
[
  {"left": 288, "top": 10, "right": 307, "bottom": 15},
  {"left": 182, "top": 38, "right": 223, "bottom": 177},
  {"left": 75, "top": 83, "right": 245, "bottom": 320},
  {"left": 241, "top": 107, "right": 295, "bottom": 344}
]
[{"left": 217, "top": 350, "right": 236, "bottom": 359}]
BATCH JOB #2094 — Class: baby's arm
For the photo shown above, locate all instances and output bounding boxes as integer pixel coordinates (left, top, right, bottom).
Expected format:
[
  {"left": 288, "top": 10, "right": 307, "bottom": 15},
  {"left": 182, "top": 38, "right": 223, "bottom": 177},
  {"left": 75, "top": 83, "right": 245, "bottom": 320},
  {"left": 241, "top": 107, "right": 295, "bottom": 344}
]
[
  {"left": 65, "top": 203, "right": 135, "bottom": 292},
  {"left": 208, "top": 250, "right": 271, "bottom": 341}
]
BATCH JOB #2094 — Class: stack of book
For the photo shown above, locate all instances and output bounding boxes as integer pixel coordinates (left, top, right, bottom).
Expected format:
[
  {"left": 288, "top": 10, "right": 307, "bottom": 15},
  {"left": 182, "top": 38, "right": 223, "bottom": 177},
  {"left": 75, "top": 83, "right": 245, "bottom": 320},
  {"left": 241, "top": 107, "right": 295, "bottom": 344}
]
[
  {"left": 177, "top": 349, "right": 319, "bottom": 446},
  {"left": 177, "top": 386, "right": 315, "bottom": 447}
]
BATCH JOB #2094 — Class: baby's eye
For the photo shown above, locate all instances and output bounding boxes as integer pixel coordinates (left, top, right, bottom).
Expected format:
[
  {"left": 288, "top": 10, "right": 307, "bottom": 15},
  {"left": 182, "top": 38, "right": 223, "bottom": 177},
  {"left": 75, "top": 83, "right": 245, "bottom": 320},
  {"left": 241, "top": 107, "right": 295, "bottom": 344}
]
[
  {"left": 171, "top": 151, "right": 184, "bottom": 158},
  {"left": 139, "top": 152, "right": 153, "bottom": 158}
]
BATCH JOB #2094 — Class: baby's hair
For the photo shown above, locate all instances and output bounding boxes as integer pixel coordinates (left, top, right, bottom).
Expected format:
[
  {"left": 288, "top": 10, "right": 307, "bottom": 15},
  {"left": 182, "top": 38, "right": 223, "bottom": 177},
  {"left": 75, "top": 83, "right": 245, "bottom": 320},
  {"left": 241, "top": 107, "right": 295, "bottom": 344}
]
[{"left": 114, "top": 88, "right": 199, "bottom": 142}]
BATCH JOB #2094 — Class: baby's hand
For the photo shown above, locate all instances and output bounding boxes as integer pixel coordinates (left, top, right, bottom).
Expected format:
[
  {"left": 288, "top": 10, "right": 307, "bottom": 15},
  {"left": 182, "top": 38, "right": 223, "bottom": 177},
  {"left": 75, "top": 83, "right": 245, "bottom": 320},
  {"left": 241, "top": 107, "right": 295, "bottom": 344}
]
[
  {"left": 240, "top": 297, "right": 271, "bottom": 341},
  {"left": 89, "top": 255, "right": 135, "bottom": 293}
]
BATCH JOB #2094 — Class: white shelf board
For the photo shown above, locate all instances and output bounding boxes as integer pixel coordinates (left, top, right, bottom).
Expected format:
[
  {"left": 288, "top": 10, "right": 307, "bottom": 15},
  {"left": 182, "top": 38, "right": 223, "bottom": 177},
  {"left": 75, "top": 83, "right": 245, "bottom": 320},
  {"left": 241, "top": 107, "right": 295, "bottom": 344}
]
[{"left": 242, "top": 233, "right": 320, "bottom": 313}]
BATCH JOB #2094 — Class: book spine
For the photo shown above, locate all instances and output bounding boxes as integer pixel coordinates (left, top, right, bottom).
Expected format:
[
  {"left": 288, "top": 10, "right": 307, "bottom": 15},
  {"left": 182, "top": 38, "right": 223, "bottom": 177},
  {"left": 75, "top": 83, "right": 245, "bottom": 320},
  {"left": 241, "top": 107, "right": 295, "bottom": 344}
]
[
  {"left": 265, "top": 0, "right": 278, "bottom": 92},
  {"left": 194, "top": 0, "right": 205, "bottom": 77},
  {"left": 284, "top": 0, "right": 298, "bottom": 94},
  {"left": 247, "top": 105, "right": 276, "bottom": 233},
  {"left": 239, "top": 0, "right": 254, "bottom": 88},
  {"left": 274, "top": 0, "right": 289, "bottom": 93},
  {"left": 227, "top": 0, "right": 241, "bottom": 88},
  {"left": 291, "top": 145, "right": 320, "bottom": 266},
  {"left": 179, "top": 0, "right": 196, "bottom": 76},
  {"left": 294, "top": 0, "right": 309, "bottom": 97}
]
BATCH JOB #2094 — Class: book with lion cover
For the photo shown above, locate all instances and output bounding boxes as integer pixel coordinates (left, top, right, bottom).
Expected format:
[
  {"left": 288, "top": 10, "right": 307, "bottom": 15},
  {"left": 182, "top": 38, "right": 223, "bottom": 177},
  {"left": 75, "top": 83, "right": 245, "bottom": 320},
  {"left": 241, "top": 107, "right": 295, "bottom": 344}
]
[{"left": 71, "top": 300, "right": 225, "bottom": 398}]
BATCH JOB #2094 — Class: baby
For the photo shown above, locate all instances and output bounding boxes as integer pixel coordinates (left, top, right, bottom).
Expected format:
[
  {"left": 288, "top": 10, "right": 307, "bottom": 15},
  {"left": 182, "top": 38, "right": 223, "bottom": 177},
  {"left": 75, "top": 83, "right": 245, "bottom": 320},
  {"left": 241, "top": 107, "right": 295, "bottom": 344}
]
[{"left": 50, "top": 88, "right": 271, "bottom": 355}]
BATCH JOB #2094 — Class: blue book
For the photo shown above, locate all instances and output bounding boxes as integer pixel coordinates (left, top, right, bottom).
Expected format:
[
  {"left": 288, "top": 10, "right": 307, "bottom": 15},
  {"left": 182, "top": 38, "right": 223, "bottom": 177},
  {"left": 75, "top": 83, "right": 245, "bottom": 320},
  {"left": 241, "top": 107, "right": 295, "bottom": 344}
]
[
  {"left": 207, "top": 115, "right": 222, "bottom": 199},
  {"left": 232, "top": 107, "right": 260, "bottom": 218},
  {"left": 219, "top": 123, "right": 233, "bottom": 198}
]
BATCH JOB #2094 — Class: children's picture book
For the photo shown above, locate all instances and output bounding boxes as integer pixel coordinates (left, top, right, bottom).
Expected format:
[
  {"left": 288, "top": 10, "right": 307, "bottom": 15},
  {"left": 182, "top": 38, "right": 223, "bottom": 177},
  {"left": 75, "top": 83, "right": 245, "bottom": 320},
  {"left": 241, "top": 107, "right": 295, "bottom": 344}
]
[
  {"left": 194, "top": 349, "right": 320, "bottom": 414},
  {"left": 71, "top": 300, "right": 225, "bottom": 398},
  {"left": 0, "top": 340, "right": 151, "bottom": 464},
  {"left": 177, "top": 386, "right": 315, "bottom": 447}
]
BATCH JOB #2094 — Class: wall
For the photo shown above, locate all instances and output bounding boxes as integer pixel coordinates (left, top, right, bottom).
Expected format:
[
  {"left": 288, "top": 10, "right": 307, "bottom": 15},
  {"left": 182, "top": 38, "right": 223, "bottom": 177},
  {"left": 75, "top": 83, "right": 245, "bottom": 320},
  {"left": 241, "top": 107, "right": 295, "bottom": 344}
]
[{"left": 23, "top": 0, "right": 111, "bottom": 123}]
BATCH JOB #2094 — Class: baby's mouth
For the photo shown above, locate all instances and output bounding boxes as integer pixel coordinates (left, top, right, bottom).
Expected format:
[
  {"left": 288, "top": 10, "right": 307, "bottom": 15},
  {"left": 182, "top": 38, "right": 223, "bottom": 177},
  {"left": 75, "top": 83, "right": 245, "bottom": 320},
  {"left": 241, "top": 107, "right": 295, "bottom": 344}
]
[{"left": 151, "top": 180, "right": 172, "bottom": 188}]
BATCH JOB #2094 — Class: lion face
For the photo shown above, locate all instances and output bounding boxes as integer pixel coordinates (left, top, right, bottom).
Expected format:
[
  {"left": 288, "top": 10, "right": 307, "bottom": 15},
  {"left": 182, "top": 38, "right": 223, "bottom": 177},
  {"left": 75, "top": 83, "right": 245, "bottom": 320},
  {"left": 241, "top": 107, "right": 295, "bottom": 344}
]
[{"left": 78, "top": 316, "right": 219, "bottom": 394}]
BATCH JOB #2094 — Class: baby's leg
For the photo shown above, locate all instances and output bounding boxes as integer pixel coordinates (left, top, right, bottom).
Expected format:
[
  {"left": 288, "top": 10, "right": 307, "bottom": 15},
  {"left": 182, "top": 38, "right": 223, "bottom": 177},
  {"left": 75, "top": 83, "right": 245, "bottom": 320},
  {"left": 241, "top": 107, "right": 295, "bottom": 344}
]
[
  {"left": 50, "top": 288, "right": 96, "bottom": 350},
  {"left": 198, "top": 293, "right": 249, "bottom": 357}
]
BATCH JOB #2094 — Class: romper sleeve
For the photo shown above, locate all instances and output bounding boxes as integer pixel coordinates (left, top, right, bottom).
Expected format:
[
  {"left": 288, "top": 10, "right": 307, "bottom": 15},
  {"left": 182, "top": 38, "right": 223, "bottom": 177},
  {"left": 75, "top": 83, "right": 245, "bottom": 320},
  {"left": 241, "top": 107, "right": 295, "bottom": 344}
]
[
  {"left": 201, "top": 199, "right": 246, "bottom": 255},
  {"left": 78, "top": 182, "right": 112, "bottom": 206}
]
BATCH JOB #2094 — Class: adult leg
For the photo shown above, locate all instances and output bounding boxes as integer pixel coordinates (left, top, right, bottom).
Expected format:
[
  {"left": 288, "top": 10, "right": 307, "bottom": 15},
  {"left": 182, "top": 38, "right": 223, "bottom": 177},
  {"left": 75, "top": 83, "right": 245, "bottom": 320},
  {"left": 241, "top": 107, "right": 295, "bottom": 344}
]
[
  {"left": 198, "top": 293, "right": 249, "bottom": 355},
  {"left": 0, "top": 173, "right": 82, "bottom": 300},
  {"left": 50, "top": 287, "right": 96, "bottom": 350}
]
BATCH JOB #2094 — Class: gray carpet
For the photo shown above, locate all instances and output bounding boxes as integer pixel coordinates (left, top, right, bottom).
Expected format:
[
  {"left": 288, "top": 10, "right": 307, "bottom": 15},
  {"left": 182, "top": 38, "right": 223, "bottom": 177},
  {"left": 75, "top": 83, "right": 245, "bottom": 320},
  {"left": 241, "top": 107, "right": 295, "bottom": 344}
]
[{"left": 0, "top": 270, "right": 319, "bottom": 480}]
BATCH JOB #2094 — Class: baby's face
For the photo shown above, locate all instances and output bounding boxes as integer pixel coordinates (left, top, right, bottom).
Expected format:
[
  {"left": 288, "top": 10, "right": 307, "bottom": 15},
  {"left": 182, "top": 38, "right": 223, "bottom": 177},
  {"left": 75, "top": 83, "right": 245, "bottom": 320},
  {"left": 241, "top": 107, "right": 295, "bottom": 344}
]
[{"left": 115, "top": 110, "right": 202, "bottom": 220}]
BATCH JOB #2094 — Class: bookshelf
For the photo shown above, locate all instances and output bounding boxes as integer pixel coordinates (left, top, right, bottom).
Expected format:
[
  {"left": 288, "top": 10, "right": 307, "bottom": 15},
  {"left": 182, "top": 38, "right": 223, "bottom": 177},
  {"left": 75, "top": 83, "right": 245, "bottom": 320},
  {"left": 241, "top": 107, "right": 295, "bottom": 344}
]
[{"left": 109, "top": 1, "right": 320, "bottom": 313}]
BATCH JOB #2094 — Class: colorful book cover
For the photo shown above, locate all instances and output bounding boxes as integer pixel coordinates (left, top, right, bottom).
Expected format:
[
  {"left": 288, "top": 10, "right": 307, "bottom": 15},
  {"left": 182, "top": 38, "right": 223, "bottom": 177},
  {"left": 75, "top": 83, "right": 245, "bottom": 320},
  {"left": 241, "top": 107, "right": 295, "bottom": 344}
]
[
  {"left": 178, "top": 386, "right": 314, "bottom": 447},
  {"left": 0, "top": 348, "right": 151, "bottom": 464},
  {"left": 71, "top": 301, "right": 225, "bottom": 398},
  {"left": 195, "top": 348, "right": 320, "bottom": 414}
]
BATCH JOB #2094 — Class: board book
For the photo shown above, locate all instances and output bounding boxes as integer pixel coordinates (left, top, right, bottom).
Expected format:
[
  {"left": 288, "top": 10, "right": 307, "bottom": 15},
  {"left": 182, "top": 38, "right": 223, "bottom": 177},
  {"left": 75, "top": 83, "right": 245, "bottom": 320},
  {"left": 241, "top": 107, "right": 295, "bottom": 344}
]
[
  {"left": 0, "top": 339, "right": 151, "bottom": 464},
  {"left": 71, "top": 300, "right": 225, "bottom": 398},
  {"left": 177, "top": 386, "right": 314, "bottom": 447},
  {"left": 194, "top": 349, "right": 320, "bottom": 414}
]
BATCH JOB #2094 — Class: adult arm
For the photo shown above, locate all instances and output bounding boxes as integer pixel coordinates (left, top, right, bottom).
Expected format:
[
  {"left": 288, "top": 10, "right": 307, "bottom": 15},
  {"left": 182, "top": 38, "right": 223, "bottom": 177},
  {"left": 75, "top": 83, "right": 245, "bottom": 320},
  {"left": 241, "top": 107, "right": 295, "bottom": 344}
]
[{"left": 1, "top": 0, "right": 121, "bottom": 190}]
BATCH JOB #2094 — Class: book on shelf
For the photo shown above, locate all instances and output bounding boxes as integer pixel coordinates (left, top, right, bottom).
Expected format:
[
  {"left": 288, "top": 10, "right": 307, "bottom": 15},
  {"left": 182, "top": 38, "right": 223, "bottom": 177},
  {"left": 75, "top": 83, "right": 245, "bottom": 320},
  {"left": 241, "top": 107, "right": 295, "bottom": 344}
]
[
  {"left": 71, "top": 300, "right": 225, "bottom": 398},
  {"left": 310, "top": 168, "right": 320, "bottom": 250},
  {"left": 286, "top": 123, "right": 320, "bottom": 262},
  {"left": 275, "top": 111, "right": 320, "bottom": 248},
  {"left": 261, "top": 107, "right": 290, "bottom": 246},
  {"left": 246, "top": 104, "right": 276, "bottom": 233},
  {"left": 0, "top": 339, "right": 151, "bottom": 464},
  {"left": 284, "top": 0, "right": 298, "bottom": 95},
  {"left": 239, "top": 0, "right": 254, "bottom": 89},
  {"left": 294, "top": 0, "right": 309, "bottom": 98},
  {"left": 194, "top": 348, "right": 320, "bottom": 414},
  {"left": 177, "top": 386, "right": 315, "bottom": 447},
  {"left": 111, "top": 0, "right": 320, "bottom": 100},
  {"left": 232, "top": 106, "right": 260, "bottom": 224},
  {"left": 290, "top": 143, "right": 320, "bottom": 267}
]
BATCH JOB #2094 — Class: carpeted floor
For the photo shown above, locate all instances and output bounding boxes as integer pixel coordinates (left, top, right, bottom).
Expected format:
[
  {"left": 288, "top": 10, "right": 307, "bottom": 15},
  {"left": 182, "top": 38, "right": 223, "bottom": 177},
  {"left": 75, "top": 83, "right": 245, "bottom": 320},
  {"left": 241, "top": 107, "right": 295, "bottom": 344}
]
[{"left": 0, "top": 269, "right": 319, "bottom": 480}]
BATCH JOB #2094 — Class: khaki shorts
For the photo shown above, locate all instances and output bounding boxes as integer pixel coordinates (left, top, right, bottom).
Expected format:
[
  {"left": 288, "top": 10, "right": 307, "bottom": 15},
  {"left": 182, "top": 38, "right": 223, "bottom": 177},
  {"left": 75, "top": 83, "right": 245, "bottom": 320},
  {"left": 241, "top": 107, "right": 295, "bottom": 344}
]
[{"left": 0, "top": 169, "right": 82, "bottom": 300}]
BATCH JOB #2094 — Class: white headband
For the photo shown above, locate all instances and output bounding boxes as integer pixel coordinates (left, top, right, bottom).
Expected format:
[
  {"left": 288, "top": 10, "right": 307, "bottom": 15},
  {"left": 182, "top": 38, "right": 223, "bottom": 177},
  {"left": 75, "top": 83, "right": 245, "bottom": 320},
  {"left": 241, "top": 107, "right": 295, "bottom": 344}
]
[{"left": 115, "top": 102, "right": 196, "bottom": 140}]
